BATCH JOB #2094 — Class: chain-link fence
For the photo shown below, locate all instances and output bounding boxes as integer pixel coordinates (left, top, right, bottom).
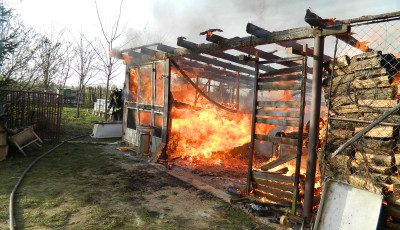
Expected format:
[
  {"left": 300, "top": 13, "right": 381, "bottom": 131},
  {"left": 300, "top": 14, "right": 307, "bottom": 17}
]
[{"left": 322, "top": 17, "right": 400, "bottom": 228}]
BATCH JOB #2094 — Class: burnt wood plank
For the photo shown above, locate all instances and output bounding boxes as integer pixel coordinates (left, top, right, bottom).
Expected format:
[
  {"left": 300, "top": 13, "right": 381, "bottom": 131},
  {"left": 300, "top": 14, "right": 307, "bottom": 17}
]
[
  {"left": 258, "top": 73, "right": 303, "bottom": 83},
  {"left": 260, "top": 66, "right": 303, "bottom": 77},
  {"left": 258, "top": 83, "right": 302, "bottom": 91},
  {"left": 254, "top": 134, "right": 298, "bottom": 146},
  {"left": 261, "top": 152, "right": 297, "bottom": 171},
  {"left": 253, "top": 178, "right": 294, "bottom": 192},
  {"left": 252, "top": 170, "right": 295, "bottom": 184},
  {"left": 252, "top": 183, "right": 293, "bottom": 200},
  {"left": 256, "top": 117, "right": 299, "bottom": 127},
  {"left": 256, "top": 109, "right": 300, "bottom": 118},
  {"left": 257, "top": 101, "right": 300, "bottom": 108},
  {"left": 253, "top": 189, "right": 291, "bottom": 206}
]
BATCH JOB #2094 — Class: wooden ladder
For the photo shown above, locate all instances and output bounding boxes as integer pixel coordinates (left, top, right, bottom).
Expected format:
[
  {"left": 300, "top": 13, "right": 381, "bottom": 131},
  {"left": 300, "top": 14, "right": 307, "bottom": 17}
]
[{"left": 246, "top": 53, "right": 308, "bottom": 213}]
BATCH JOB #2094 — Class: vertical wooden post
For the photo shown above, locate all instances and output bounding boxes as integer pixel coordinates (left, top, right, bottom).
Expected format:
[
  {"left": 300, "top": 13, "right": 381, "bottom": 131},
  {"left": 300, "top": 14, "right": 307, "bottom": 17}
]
[
  {"left": 246, "top": 62, "right": 259, "bottom": 195},
  {"left": 236, "top": 72, "right": 240, "bottom": 111},
  {"left": 161, "top": 59, "right": 171, "bottom": 159},
  {"left": 304, "top": 35, "right": 324, "bottom": 222}
]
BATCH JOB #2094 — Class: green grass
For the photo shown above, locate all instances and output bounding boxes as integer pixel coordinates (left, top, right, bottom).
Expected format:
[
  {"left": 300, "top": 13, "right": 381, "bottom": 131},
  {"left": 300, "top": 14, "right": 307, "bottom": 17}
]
[
  {"left": 0, "top": 106, "right": 274, "bottom": 230},
  {"left": 60, "top": 107, "right": 106, "bottom": 139}
]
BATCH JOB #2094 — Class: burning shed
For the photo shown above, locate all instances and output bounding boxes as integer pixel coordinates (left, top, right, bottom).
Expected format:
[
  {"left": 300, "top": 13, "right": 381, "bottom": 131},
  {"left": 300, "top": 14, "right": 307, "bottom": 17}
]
[{"left": 115, "top": 10, "right": 400, "bottom": 228}]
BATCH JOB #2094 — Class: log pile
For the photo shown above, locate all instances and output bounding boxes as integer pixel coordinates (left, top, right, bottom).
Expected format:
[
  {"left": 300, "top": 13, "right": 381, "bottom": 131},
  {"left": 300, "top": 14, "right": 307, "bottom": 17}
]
[{"left": 322, "top": 51, "right": 400, "bottom": 227}]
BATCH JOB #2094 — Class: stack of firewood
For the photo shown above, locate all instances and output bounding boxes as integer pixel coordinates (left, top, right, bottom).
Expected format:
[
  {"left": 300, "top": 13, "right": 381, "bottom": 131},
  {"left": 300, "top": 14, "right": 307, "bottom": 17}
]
[{"left": 322, "top": 50, "right": 400, "bottom": 228}]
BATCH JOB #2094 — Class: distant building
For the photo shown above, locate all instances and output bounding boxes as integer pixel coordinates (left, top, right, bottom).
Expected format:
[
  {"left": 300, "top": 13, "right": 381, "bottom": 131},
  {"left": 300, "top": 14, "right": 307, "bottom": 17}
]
[{"left": 57, "top": 89, "right": 84, "bottom": 105}]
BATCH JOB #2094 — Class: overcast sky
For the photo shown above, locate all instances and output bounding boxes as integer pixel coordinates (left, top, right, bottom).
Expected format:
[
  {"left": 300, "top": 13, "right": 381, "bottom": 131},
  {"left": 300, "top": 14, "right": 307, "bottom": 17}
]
[{"left": 5, "top": 0, "right": 400, "bottom": 87}]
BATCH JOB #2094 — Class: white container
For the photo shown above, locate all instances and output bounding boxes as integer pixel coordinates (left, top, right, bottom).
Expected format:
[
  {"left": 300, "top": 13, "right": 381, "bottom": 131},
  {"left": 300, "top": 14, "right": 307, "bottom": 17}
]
[{"left": 91, "top": 121, "right": 122, "bottom": 138}]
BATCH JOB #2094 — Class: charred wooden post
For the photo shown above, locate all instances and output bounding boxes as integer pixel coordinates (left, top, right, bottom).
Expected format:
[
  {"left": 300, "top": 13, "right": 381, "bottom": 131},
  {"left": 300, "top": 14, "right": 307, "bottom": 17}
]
[
  {"left": 161, "top": 59, "right": 171, "bottom": 159},
  {"left": 246, "top": 61, "right": 259, "bottom": 196},
  {"left": 236, "top": 72, "right": 240, "bottom": 111},
  {"left": 304, "top": 35, "right": 324, "bottom": 222}
]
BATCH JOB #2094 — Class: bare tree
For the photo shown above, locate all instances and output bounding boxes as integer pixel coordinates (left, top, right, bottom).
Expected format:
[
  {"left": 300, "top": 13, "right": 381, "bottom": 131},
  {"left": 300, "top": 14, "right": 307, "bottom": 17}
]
[
  {"left": 94, "top": 0, "right": 126, "bottom": 120},
  {"left": 35, "top": 28, "right": 65, "bottom": 91},
  {"left": 72, "top": 33, "right": 99, "bottom": 117},
  {"left": 1, "top": 21, "right": 42, "bottom": 91},
  {"left": 56, "top": 40, "right": 73, "bottom": 89}
]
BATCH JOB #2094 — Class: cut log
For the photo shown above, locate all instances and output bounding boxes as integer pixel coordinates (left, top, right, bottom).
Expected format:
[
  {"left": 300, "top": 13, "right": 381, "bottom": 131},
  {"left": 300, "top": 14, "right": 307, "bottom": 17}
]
[
  {"left": 324, "top": 55, "right": 350, "bottom": 70},
  {"left": 352, "top": 75, "right": 391, "bottom": 89},
  {"left": 261, "top": 152, "right": 297, "bottom": 171},
  {"left": 354, "top": 152, "right": 393, "bottom": 167},
  {"left": 323, "top": 73, "right": 355, "bottom": 88},
  {"left": 357, "top": 99, "right": 398, "bottom": 108},
  {"left": 324, "top": 154, "right": 352, "bottom": 176},
  {"left": 325, "top": 93, "right": 357, "bottom": 107},
  {"left": 350, "top": 56, "right": 388, "bottom": 72},
  {"left": 357, "top": 138, "right": 395, "bottom": 155},
  {"left": 330, "top": 104, "right": 368, "bottom": 115},
  {"left": 325, "top": 82, "right": 355, "bottom": 97},
  {"left": 348, "top": 174, "right": 383, "bottom": 194},
  {"left": 354, "top": 126, "right": 394, "bottom": 138},
  {"left": 351, "top": 51, "right": 382, "bottom": 62},
  {"left": 362, "top": 113, "right": 400, "bottom": 124},
  {"left": 356, "top": 87, "right": 395, "bottom": 100},
  {"left": 328, "top": 129, "right": 353, "bottom": 139},
  {"left": 351, "top": 161, "right": 393, "bottom": 175}
]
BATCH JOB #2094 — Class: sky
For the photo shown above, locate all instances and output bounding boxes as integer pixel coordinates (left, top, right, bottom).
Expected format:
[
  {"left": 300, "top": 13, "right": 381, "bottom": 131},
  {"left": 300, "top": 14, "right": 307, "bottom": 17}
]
[{"left": 5, "top": 0, "right": 400, "bottom": 87}]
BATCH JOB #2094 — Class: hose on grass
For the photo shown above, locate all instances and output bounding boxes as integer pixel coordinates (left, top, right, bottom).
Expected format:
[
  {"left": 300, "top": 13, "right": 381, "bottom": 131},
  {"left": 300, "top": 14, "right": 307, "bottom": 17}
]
[{"left": 9, "top": 135, "right": 89, "bottom": 230}]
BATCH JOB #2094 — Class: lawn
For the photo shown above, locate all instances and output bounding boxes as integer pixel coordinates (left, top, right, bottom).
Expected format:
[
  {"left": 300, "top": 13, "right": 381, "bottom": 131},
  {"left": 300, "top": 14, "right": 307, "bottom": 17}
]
[{"left": 0, "top": 107, "right": 274, "bottom": 229}]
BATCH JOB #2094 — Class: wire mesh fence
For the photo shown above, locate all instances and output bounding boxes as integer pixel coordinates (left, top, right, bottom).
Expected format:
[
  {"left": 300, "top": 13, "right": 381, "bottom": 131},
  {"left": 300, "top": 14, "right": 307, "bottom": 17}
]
[{"left": 322, "top": 17, "right": 400, "bottom": 228}]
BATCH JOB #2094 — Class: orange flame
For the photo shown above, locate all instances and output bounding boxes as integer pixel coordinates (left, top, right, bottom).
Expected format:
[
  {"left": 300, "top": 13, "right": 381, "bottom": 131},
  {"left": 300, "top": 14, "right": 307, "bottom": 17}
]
[
  {"left": 167, "top": 106, "right": 252, "bottom": 163},
  {"left": 355, "top": 41, "right": 370, "bottom": 52},
  {"left": 122, "top": 53, "right": 132, "bottom": 64}
]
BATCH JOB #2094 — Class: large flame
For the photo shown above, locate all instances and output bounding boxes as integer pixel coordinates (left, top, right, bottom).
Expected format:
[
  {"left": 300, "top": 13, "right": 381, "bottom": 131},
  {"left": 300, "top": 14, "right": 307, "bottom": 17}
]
[{"left": 167, "top": 106, "right": 252, "bottom": 164}]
